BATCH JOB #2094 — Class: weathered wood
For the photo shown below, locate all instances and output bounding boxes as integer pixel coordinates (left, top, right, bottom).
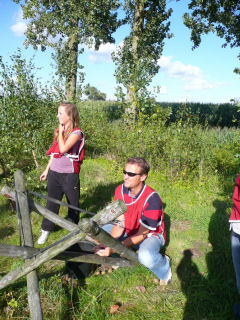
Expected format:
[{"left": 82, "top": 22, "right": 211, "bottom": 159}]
[
  {"left": 0, "top": 244, "right": 39, "bottom": 258},
  {"left": 1, "top": 187, "right": 127, "bottom": 232},
  {"left": 1, "top": 186, "right": 96, "bottom": 242},
  {"left": 0, "top": 244, "right": 135, "bottom": 267},
  {"left": 14, "top": 170, "right": 43, "bottom": 320},
  {"left": 79, "top": 219, "right": 138, "bottom": 264},
  {"left": 1, "top": 186, "right": 15, "bottom": 201},
  {"left": 0, "top": 184, "right": 135, "bottom": 287},
  {"left": 0, "top": 230, "right": 86, "bottom": 290},
  {"left": 56, "top": 252, "right": 134, "bottom": 267},
  {"left": 91, "top": 200, "right": 127, "bottom": 225}
]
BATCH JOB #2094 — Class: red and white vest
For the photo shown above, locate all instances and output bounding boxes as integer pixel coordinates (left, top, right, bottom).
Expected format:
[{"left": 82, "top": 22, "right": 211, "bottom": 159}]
[
  {"left": 229, "top": 173, "right": 240, "bottom": 222},
  {"left": 46, "top": 128, "right": 85, "bottom": 174},
  {"left": 114, "top": 184, "right": 166, "bottom": 240}
]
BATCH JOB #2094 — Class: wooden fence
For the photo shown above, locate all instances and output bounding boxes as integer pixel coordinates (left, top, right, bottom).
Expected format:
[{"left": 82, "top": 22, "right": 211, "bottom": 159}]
[{"left": 0, "top": 170, "right": 138, "bottom": 320}]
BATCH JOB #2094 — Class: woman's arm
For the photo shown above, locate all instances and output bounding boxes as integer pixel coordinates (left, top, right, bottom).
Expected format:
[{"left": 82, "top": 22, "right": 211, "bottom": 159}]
[
  {"left": 40, "top": 157, "right": 53, "bottom": 181},
  {"left": 58, "top": 125, "right": 81, "bottom": 154}
]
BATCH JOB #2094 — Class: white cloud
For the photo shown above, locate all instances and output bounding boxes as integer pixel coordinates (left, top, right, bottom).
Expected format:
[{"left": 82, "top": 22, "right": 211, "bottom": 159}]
[
  {"left": 86, "top": 42, "right": 117, "bottom": 63},
  {"left": 11, "top": 9, "right": 27, "bottom": 37},
  {"left": 158, "top": 56, "right": 223, "bottom": 91}
]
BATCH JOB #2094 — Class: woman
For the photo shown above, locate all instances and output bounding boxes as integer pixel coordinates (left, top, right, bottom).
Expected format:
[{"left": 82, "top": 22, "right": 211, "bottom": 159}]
[
  {"left": 37, "top": 102, "right": 85, "bottom": 244},
  {"left": 229, "top": 173, "right": 240, "bottom": 319}
]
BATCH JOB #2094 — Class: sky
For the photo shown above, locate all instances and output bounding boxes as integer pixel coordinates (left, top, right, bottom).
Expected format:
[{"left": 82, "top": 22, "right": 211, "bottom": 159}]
[{"left": 0, "top": 0, "right": 239, "bottom": 104}]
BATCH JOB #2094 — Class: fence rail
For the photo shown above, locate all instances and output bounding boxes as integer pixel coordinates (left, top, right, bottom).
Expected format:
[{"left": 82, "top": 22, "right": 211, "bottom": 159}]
[{"left": 0, "top": 169, "right": 137, "bottom": 320}]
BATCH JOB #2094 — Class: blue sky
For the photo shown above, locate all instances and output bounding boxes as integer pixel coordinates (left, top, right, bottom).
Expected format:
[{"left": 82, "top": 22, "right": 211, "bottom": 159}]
[{"left": 0, "top": 0, "right": 239, "bottom": 103}]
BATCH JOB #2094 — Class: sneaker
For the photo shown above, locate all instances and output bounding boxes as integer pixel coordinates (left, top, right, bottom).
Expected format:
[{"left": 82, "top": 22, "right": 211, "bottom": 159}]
[
  {"left": 159, "top": 255, "right": 172, "bottom": 286},
  {"left": 37, "top": 230, "right": 50, "bottom": 244}
]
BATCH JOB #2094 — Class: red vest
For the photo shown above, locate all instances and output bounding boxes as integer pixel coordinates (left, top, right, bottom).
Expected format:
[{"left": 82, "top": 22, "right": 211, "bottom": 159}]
[
  {"left": 46, "top": 128, "right": 85, "bottom": 174},
  {"left": 114, "top": 184, "right": 166, "bottom": 240},
  {"left": 230, "top": 173, "right": 240, "bottom": 222}
]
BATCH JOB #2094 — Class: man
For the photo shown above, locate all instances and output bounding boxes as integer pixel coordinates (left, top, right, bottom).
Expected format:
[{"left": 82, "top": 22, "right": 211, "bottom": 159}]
[{"left": 95, "top": 157, "right": 172, "bottom": 285}]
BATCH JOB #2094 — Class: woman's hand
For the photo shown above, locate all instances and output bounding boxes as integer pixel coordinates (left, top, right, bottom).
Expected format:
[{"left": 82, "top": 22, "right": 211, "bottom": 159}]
[
  {"left": 40, "top": 170, "right": 48, "bottom": 181},
  {"left": 58, "top": 124, "right": 64, "bottom": 135}
]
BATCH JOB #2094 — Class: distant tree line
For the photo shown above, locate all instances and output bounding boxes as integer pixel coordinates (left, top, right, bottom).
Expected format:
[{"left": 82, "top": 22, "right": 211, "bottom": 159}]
[
  {"left": 87, "top": 100, "right": 240, "bottom": 128},
  {"left": 146, "top": 102, "right": 240, "bottom": 128}
]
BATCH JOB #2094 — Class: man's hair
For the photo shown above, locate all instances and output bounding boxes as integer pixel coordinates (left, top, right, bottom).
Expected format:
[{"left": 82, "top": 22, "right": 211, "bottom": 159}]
[{"left": 126, "top": 157, "right": 150, "bottom": 175}]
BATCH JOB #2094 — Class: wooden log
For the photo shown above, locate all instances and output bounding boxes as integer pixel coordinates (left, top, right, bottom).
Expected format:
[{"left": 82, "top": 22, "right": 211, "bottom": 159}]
[
  {"left": 0, "top": 244, "right": 134, "bottom": 267},
  {"left": 14, "top": 170, "right": 43, "bottom": 320},
  {"left": 0, "top": 185, "right": 135, "bottom": 286},
  {"left": 0, "top": 230, "right": 86, "bottom": 290},
  {"left": 91, "top": 200, "right": 127, "bottom": 225},
  {"left": 0, "top": 244, "right": 39, "bottom": 258},
  {"left": 56, "top": 252, "right": 134, "bottom": 267},
  {"left": 79, "top": 219, "right": 138, "bottom": 264},
  {"left": 1, "top": 186, "right": 96, "bottom": 243},
  {"left": 1, "top": 186, "right": 15, "bottom": 201},
  {"left": 1, "top": 187, "right": 127, "bottom": 232}
]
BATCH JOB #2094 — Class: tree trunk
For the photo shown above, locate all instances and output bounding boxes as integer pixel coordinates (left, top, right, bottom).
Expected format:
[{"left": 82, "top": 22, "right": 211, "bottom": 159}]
[
  {"left": 65, "top": 32, "right": 79, "bottom": 102},
  {"left": 126, "top": 0, "right": 145, "bottom": 120}
]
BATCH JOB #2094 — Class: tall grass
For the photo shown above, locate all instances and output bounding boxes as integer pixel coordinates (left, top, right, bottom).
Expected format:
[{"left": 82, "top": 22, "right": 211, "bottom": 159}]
[{"left": 78, "top": 104, "right": 240, "bottom": 183}]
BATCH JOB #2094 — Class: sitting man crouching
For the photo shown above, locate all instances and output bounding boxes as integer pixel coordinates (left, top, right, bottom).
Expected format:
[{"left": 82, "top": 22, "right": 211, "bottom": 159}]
[{"left": 94, "top": 157, "right": 172, "bottom": 285}]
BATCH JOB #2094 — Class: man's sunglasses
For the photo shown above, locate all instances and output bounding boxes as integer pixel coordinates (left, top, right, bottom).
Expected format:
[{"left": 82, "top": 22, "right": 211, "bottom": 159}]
[{"left": 123, "top": 169, "right": 142, "bottom": 177}]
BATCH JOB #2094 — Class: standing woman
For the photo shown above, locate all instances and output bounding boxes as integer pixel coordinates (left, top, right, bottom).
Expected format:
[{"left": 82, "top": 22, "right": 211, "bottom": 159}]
[{"left": 37, "top": 102, "right": 85, "bottom": 244}]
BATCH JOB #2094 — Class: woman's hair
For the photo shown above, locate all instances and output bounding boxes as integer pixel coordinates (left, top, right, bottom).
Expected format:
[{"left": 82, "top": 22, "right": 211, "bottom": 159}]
[{"left": 54, "top": 102, "right": 79, "bottom": 141}]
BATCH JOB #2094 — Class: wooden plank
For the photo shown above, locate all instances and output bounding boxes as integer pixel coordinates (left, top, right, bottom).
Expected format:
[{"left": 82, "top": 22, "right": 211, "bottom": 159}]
[
  {"left": 14, "top": 170, "right": 43, "bottom": 320},
  {"left": 0, "top": 230, "right": 86, "bottom": 290},
  {"left": 56, "top": 252, "right": 134, "bottom": 267},
  {"left": 1, "top": 186, "right": 127, "bottom": 232},
  {"left": 0, "top": 244, "right": 134, "bottom": 267},
  {"left": 79, "top": 219, "right": 138, "bottom": 264},
  {"left": 0, "top": 244, "right": 39, "bottom": 258}
]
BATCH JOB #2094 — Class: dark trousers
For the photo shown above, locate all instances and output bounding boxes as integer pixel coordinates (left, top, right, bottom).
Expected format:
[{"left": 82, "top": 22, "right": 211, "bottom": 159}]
[{"left": 41, "top": 170, "right": 80, "bottom": 231}]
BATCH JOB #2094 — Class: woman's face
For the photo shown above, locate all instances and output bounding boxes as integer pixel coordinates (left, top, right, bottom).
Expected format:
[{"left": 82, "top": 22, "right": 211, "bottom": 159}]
[{"left": 57, "top": 106, "right": 70, "bottom": 126}]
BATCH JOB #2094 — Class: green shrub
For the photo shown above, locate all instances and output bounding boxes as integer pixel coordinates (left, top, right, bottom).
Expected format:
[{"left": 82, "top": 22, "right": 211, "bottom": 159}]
[{"left": 0, "top": 50, "right": 57, "bottom": 182}]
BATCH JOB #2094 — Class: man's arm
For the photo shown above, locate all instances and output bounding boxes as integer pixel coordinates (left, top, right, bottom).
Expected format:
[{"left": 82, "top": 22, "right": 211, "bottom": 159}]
[
  {"left": 122, "top": 225, "right": 149, "bottom": 247},
  {"left": 94, "top": 214, "right": 125, "bottom": 256},
  {"left": 94, "top": 225, "right": 149, "bottom": 256}
]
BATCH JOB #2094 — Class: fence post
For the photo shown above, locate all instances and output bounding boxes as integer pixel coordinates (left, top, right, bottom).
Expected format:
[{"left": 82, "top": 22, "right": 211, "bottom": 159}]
[{"left": 14, "top": 170, "right": 43, "bottom": 320}]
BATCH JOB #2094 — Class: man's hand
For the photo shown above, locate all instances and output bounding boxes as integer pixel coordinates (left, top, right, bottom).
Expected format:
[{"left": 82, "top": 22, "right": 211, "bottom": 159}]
[{"left": 94, "top": 244, "right": 112, "bottom": 257}]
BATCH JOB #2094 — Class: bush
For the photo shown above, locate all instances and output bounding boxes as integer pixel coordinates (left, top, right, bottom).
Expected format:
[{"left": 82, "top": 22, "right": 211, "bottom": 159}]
[
  {"left": 0, "top": 50, "right": 57, "bottom": 181},
  {"left": 78, "top": 101, "right": 240, "bottom": 182}
]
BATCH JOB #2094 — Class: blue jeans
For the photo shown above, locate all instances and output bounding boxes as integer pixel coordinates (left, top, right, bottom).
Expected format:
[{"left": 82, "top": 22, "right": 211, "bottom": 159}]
[
  {"left": 232, "top": 231, "right": 240, "bottom": 294},
  {"left": 102, "top": 224, "right": 170, "bottom": 280}
]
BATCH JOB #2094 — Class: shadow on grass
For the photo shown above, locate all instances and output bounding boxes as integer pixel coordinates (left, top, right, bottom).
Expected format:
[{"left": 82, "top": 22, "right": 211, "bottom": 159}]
[
  {"left": 177, "top": 199, "right": 237, "bottom": 320},
  {"left": 158, "top": 202, "right": 171, "bottom": 255},
  {"left": 0, "top": 226, "right": 15, "bottom": 240},
  {"left": 80, "top": 182, "right": 120, "bottom": 214}
]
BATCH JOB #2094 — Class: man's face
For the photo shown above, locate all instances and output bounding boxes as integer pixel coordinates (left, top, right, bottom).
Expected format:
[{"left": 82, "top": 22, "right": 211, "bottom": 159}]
[{"left": 123, "top": 163, "right": 147, "bottom": 190}]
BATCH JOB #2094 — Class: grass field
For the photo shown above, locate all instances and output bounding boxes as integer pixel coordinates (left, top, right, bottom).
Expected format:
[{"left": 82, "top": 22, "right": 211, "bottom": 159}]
[{"left": 0, "top": 157, "right": 238, "bottom": 319}]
